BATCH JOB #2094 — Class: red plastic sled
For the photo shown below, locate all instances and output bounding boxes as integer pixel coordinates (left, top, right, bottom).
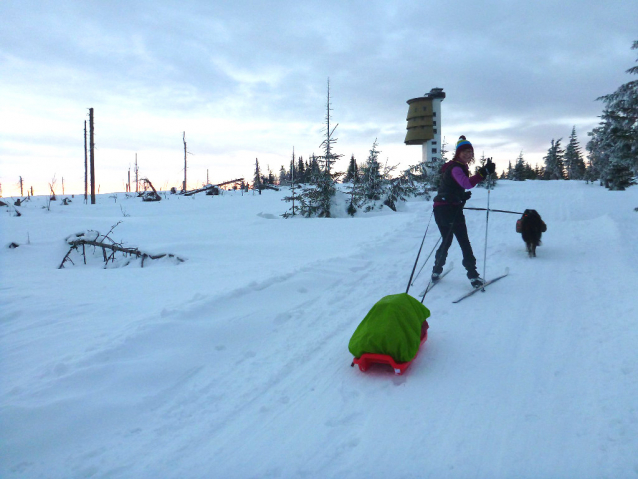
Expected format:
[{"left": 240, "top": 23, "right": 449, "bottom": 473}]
[{"left": 351, "top": 331, "right": 428, "bottom": 375}]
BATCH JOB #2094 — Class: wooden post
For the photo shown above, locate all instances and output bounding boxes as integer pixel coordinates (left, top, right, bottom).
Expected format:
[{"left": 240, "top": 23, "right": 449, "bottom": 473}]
[
  {"left": 84, "top": 120, "right": 88, "bottom": 202},
  {"left": 89, "top": 108, "right": 96, "bottom": 204}
]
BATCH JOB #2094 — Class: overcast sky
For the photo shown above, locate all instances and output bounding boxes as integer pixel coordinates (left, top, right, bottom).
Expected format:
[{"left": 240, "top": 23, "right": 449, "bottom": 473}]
[{"left": 1, "top": 0, "right": 636, "bottom": 195}]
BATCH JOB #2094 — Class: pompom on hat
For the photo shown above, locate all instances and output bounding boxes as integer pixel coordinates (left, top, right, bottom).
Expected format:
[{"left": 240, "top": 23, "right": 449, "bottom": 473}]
[{"left": 455, "top": 135, "right": 473, "bottom": 153}]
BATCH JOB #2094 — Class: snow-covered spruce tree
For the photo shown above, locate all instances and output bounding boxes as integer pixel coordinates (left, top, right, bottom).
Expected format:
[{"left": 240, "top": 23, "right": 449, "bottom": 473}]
[
  {"left": 307, "top": 154, "right": 320, "bottom": 183},
  {"left": 383, "top": 168, "right": 417, "bottom": 211},
  {"left": 587, "top": 41, "right": 638, "bottom": 190},
  {"left": 343, "top": 164, "right": 363, "bottom": 216},
  {"left": 405, "top": 162, "right": 431, "bottom": 199},
  {"left": 564, "top": 126, "right": 586, "bottom": 180},
  {"left": 359, "top": 139, "right": 384, "bottom": 210},
  {"left": 343, "top": 154, "right": 358, "bottom": 183},
  {"left": 279, "top": 165, "right": 287, "bottom": 186},
  {"left": 292, "top": 80, "right": 342, "bottom": 217},
  {"left": 282, "top": 148, "right": 303, "bottom": 218},
  {"left": 296, "top": 156, "right": 305, "bottom": 183},
  {"left": 253, "top": 158, "right": 262, "bottom": 194},
  {"left": 523, "top": 161, "right": 537, "bottom": 180},
  {"left": 543, "top": 139, "right": 566, "bottom": 180},
  {"left": 512, "top": 152, "right": 525, "bottom": 181},
  {"left": 267, "top": 168, "right": 276, "bottom": 186}
]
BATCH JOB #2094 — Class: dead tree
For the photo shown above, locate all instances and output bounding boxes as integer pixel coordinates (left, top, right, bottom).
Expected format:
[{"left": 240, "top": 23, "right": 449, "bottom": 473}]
[
  {"left": 182, "top": 178, "right": 244, "bottom": 196},
  {"left": 89, "top": 107, "right": 96, "bottom": 205},
  {"left": 183, "top": 132, "right": 188, "bottom": 192},
  {"left": 84, "top": 120, "right": 88, "bottom": 203}
]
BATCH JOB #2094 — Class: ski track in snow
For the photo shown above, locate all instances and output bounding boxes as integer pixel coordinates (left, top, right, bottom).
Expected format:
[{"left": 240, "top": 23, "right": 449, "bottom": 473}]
[{"left": 1, "top": 181, "right": 638, "bottom": 479}]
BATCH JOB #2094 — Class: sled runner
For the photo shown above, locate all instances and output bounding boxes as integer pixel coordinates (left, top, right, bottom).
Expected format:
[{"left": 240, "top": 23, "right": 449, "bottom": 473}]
[{"left": 351, "top": 330, "right": 427, "bottom": 375}]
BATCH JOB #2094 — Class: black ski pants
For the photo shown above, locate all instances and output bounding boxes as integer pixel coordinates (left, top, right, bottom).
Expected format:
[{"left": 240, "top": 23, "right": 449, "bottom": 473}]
[{"left": 432, "top": 204, "right": 478, "bottom": 279}]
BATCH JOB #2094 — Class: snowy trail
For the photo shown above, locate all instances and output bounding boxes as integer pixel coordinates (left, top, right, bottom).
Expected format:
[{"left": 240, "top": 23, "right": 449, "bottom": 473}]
[{"left": 2, "top": 182, "right": 638, "bottom": 478}]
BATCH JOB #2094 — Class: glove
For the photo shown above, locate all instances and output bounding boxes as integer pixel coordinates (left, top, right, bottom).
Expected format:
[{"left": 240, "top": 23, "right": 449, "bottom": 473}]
[
  {"left": 463, "top": 191, "right": 472, "bottom": 201},
  {"left": 478, "top": 159, "right": 496, "bottom": 177}
]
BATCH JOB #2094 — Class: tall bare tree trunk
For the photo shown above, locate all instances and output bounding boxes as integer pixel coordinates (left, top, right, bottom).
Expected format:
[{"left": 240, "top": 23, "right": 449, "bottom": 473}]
[
  {"left": 89, "top": 108, "right": 96, "bottom": 204},
  {"left": 84, "top": 120, "right": 88, "bottom": 203},
  {"left": 135, "top": 153, "right": 139, "bottom": 193},
  {"left": 183, "top": 132, "right": 187, "bottom": 192}
]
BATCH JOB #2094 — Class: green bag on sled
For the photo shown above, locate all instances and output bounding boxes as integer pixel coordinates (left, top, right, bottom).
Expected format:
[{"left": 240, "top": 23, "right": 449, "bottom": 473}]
[{"left": 348, "top": 293, "right": 430, "bottom": 364}]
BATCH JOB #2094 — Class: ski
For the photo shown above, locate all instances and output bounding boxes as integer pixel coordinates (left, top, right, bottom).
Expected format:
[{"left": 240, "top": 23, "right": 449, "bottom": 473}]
[
  {"left": 452, "top": 268, "right": 509, "bottom": 304},
  {"left": 420, "top": 263, "right": 454, "bottom": 298}
]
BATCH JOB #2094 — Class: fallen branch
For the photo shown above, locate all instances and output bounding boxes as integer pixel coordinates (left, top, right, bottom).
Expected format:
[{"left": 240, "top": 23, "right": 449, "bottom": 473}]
[{"left": 59, "top": 229, "right": 185, "bottom": 269}]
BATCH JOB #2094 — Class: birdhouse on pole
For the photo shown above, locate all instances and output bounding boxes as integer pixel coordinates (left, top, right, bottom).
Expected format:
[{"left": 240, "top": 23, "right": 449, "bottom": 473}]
[{"left": 405, "top": 88, "right": 446, "bottom": 164}]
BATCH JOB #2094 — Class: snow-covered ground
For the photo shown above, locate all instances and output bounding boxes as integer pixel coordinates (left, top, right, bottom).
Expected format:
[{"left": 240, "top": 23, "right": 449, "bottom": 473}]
[{"left": 1, "top": 180, "right": 637, "bottom": 479}]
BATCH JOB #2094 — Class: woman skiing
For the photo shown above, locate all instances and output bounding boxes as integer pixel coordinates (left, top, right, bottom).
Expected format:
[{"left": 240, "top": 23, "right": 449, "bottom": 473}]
[{"left": 431, "top": 135, "right": 495, "bottom": 288}]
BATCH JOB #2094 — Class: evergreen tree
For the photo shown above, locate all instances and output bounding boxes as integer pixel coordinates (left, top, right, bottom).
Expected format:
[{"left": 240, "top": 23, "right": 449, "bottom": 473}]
[
  {"left": 253, "top": 158, "right": 262, "bottom": 194},
  {"left": 587, "top": 41, "right": 638, "bottom": 190},
  {"left": 406, "top": 162, "right": 432, "bottom": 199},
  {"left": 267, "top": 168, "right": 276, "bottom": 186},
  {"left": 297, "top": 156, "right": 305, "bottom": 183},
  {"left": 564, "top": 126, "right": 586, "bottom": 180},
  {"left": 523, "top": 161, "right": 537, "bottom": 180},
  {"left": 291, "top": 80, "right": 342, "bottom": 217},
  {"left": 543, "top": 139, "right": 566, "bottom": 180},
  {"left": 360, "top": 139, "right": 384, "bottom": 204},
  {"left": 383, "top": 171, "right": 417, "bottom": 211},
  {"left": 506, "top": 161, "right": 513, "bottom": 179},
  {"left": 343, "top": 172, "right": 363, "bottom": 216},
  {"left": 279, "top": 165, "right": 287, "bottom": 185},
  {"left": 282, "top": 148, "right": 303, "bottom": 218},
  {"left": 535, "top": 164, "right": 545, "bottom": 179},
  {"left": 513, "top": 152, "right": 525, "bottom": 181},
  {"left": 308, "top": 154, "right": 320, "bottom": 182},
  {"left": 344, "top": 154, "right": 359, "bottom": 183}
]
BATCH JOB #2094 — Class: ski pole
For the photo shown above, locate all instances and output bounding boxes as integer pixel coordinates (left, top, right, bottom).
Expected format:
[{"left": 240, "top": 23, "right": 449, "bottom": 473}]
[
  {"left": 410, "top": 204, "right": 461, "bottom": 290},
  {"left": 411, "top": 236, "right": 442, "bottom": 287},
  {"left": 405, "top": 210, "right": 434, "bottom": 295},
  {"left": 481, "top": 168, "right": 492, "bottom": 292}
]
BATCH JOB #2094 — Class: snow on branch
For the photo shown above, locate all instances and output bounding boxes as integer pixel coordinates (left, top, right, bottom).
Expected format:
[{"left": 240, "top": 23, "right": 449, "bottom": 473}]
[{"left": 58, "top": 222, "right": 185, "bottom": 269}]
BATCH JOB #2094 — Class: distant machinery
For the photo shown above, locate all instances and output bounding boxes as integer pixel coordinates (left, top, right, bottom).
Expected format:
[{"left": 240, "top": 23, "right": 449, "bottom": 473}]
[{"left": 405, "top": 87, "right": 446, "bottom": 164}]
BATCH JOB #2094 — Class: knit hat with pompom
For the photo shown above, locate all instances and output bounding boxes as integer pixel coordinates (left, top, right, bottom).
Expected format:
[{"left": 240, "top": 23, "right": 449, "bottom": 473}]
[{"left": 455, "top": 135, "right": 473, "bottom": 154}]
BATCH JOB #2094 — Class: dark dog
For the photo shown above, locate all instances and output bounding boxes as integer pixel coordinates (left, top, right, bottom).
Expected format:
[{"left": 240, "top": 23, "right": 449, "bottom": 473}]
[{"left": 518, "top": 209, "right": 547, "bottom": 257}]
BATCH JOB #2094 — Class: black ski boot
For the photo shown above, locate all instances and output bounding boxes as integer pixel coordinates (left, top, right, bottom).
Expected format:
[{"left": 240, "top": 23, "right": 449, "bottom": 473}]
[{"left": 470, "top": 276, "right": 485, "bottom": 289}]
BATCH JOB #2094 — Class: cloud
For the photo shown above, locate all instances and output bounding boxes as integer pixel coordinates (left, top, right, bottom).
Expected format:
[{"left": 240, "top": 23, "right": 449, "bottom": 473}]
[{"left": 0, "top": 0, "right": 636, "bottom": 194}]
